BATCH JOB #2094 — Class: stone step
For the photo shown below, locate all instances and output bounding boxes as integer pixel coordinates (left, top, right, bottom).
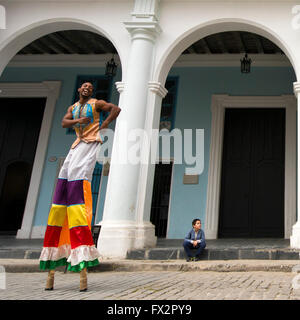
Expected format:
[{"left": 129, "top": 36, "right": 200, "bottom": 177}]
[
  {"left": 1, "top": 247, "right": 300, "bottom": 260},
  {"left": 126, "top": 247, "right": 300, "bottom": 260},
  {"left": 0, "top": 249, "right": 41, "bottom": 259}
]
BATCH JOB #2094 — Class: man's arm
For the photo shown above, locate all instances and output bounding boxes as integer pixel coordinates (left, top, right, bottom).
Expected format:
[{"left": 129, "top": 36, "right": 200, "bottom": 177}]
[
  {"left": 184, "top": 230, "right": 191, "bottom": 240},
  {"left": 184, "top": 230, "right": 194, "bottom": 244},
  {"left": 61, "top": 106, "right": 91, "bottom": 128},
  {"left": 196, "top": 230, "right": 205, "bottom": 244},
  {"left": 95, "top": 100, "right": 121, "bottom": 129},
  {"left": 201, "top": 230, "right": 206, "bottom": 243}
]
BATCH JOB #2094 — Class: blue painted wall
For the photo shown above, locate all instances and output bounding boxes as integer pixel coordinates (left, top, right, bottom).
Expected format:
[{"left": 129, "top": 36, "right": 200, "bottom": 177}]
[
  {"left": 0, "top": 65, "right": 296, "bottom": 239},
  {"left": 166, "top": 66, "right": 296, "bottom": 238}
]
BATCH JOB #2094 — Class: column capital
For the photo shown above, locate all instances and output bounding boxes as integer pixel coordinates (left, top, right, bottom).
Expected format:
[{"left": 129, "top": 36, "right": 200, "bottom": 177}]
[
  {"left": 148, "top": 81, "right": 168, "bottom": 98},
  {"left": 124, "top": 21, "right": 161, "bottom": 42},
  {"left": 293, "top": 81, "right": 300, "bottom": 96},
  {"left": 125, "top": 0, "right": 161, "bottom": 42}
]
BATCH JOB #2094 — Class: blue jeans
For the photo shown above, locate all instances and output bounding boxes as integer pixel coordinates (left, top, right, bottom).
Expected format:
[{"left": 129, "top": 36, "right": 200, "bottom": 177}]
[{"left": 183, "top": 239, "right": 206, "bottom": 258}]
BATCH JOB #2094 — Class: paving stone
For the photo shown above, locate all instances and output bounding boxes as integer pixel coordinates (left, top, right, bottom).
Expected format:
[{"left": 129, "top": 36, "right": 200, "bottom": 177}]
[
  {"left": 209, "top": 249, "right": 239, "bottom": 260},
  {"left": 291, "top": 288, "right": 300, "bottom": 296},
  {"left": 178, "top": 249, "right": 185, "bottom": 259},
  {"left": 24, "top": 250, "right": 42, "bottom": 259},
  {"left": 126, "top": 250, "right": 146, "bottom": 260},
  {"left": 274, "top": 250, "right": 300, "bottom": 260},
  {"left": 239, "top": 249, "right": 270, "bottom": 260},
  {"left": 0, "top": 250, "right": 26, "bottom": 259},
  {"left": 0, "top": 270, "right": 292, "bottom": 300},
  {"left": 147, "top": 249, "right": 178, "bottom": 260}
]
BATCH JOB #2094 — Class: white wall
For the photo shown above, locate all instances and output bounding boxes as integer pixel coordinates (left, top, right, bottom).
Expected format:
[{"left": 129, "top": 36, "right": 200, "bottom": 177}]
[
  {"left": 154, "top": 1, "right": 300, "bottom": 83},
  {"left": 1, "top": 0, "right": 299, "bottom": 245},
  {"left": 0, "top": 0, "right": 133, "bottom": 78},
  {"left": 1, "top": 1, "right": 300, "bottom": 83}
]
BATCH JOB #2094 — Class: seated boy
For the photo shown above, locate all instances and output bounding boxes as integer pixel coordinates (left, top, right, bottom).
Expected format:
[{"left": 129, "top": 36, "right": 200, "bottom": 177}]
[{"left": 183, "top": 218, "right": 206, "bottom": 262}]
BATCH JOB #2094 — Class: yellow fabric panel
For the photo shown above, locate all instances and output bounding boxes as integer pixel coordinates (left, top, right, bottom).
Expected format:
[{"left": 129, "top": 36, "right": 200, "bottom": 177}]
[
  {"left": 47, "top": 205, "right": 67, "bottom": 227},
  {"left": 67, "top": 204, "right": 88, "bottom": 229}
]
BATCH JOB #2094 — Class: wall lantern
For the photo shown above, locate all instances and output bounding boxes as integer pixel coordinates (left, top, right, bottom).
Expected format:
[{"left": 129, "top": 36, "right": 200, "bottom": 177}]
[
  {"left": 105, "top": 56, "right": 118, "bottom": 78},
  {"left": 240, "top": 53, "right": 252, "bottom": 73}
]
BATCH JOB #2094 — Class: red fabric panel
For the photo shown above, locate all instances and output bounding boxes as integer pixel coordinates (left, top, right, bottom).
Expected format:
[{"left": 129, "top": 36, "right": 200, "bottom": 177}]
[
  {"left": 69, "top": 226, "right": 94, "bottom": 249},
  {"left": 43, "top": 225, "right": 62, "bottom": 247}
]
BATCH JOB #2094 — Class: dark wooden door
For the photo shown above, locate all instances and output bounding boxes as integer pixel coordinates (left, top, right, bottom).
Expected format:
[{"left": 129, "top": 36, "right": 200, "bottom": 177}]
[
  {"left": 0, "top": 98, "right": 46, "bottom": 234},
  {"left": 150, "top": 162, "right": 173, "bottom": 238},
  {"left": 218, "top": 108, "right": 285, "bottom": 238}
]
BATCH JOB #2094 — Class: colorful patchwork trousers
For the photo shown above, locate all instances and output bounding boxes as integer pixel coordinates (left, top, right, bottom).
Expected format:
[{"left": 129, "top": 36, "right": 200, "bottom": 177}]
[{"left": 39, "top": 141, "right": 101, "bottom": 272}]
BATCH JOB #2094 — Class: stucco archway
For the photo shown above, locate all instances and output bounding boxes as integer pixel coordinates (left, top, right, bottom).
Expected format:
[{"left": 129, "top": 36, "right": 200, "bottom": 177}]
[
  {"left": 155, "top": 18, "right": 298, "bottom": 85},
  {"left": 0, "top": 18, "right": 125, "bottom": 238},
  {"left": 152, "top": 18, "right": 297, "bottom": 240},
  {"left": 0, "top": 18, "right": 125, "bottom": 77}
]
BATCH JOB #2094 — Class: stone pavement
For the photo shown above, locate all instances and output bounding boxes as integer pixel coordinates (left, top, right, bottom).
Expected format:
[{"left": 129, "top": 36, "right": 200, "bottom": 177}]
[
  {"left": 1, "top": 270, "right": 300, "bottom": 300},
  {"left": 1, "top": 258, "right": 300, "bottom": 272},
  {"left": 1, "top": 237, "right": 300, "bottom": 301}
]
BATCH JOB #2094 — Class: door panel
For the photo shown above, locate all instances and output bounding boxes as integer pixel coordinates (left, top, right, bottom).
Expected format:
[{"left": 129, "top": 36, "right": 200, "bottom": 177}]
[
  {"left": 150, "top": 162, "right": 173, "bottom": 238},
  {"left": 251, "top": 109, "right": 285, "bottom": 237},
  {"left": 0, "top": 98, "right": 46, "bottom": 233},
  {"left": 218, "top": 108, "right": 285, "bottom": 238}
]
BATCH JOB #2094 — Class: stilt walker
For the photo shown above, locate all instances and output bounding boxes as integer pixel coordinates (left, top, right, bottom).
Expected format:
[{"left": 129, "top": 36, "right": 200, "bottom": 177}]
[{"left": 39, "top": 82, "right": 121, "bottom": 291}]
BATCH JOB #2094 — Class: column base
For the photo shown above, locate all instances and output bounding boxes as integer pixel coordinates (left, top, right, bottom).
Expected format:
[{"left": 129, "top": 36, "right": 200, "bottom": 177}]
[
  {"left": 97, "top": 220, "right": 157, "bottom": 258},
  {"left": 31, "top": 226, "right": 46, "bottom": 239},
  {"left": 16, "top": 228, "right": 30, "bottom": 239},
  {"left": 290, "top": 221, "right": 300, "bottom": 248},
  {"left": 204, "top": 229, "right": 218, "bottom": 240}
]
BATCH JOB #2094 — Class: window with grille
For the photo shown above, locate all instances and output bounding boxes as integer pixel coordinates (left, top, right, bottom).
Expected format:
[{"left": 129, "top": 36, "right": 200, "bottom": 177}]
[
  {"left": 91, "top": 162, "right": 102, "bottom": 226},
  {"left": 159, "top": 77, "right": 178, "bottom": 131},
  {"left": 151, "top": 76, "right": 178, "bottom": 238}
]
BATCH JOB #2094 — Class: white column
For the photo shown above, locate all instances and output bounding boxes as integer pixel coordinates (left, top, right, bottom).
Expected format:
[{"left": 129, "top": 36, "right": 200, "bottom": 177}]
[
  {"left": 291, "top": 82, "right": 300, "bottom": 248},
  {"left": 134, "top": 82, "right": 168, "bottom": 248},
  {"left": 98, "top": 1, "right": 162, "bottom": 258}
]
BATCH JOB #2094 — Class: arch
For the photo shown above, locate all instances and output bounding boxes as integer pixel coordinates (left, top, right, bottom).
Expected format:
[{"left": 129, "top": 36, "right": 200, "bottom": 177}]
[
  {"left": 155, "top": 18, "right": 298, "bottom": 85},
  {"left": 0, "top": 17, "right": 124, "bottom": 76}
]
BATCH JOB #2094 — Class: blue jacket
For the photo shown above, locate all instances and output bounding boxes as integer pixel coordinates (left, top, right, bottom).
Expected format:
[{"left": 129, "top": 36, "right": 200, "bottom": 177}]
[{"left": 184, "top": 228, "right": 206, "bottom": 245}]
